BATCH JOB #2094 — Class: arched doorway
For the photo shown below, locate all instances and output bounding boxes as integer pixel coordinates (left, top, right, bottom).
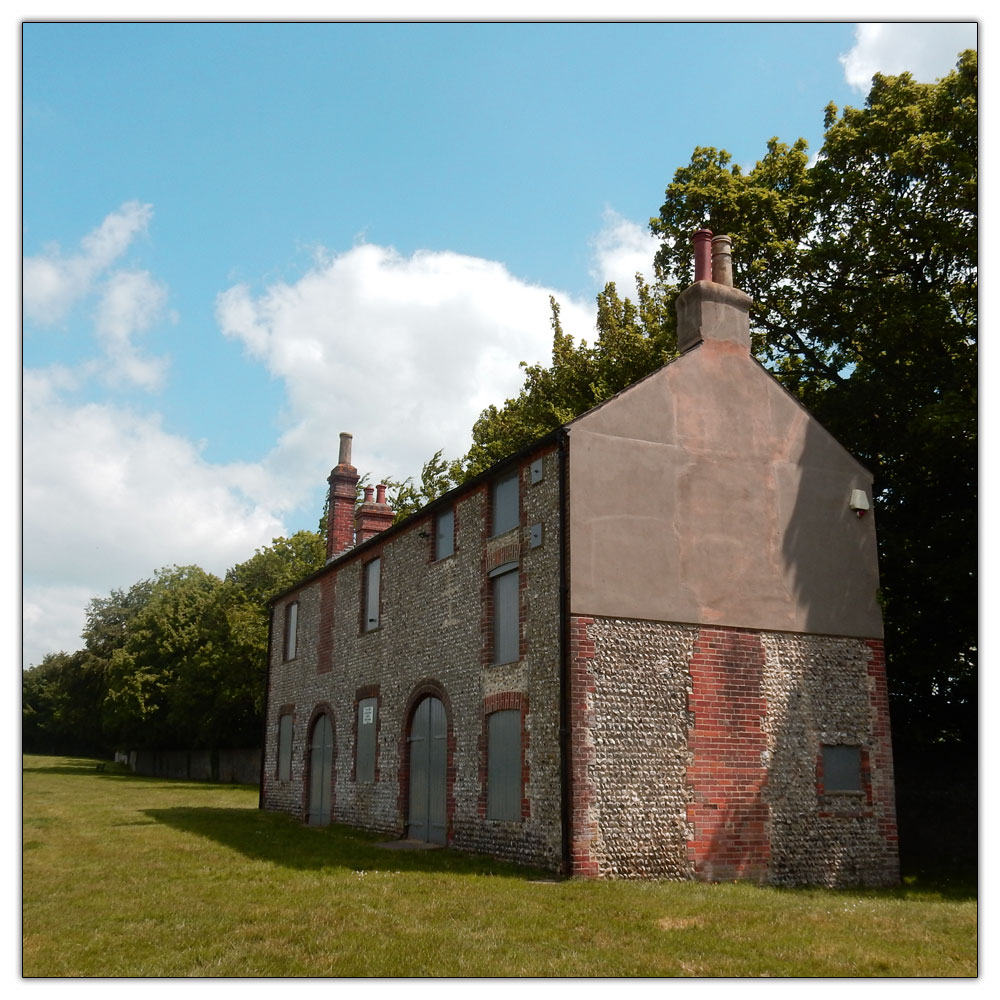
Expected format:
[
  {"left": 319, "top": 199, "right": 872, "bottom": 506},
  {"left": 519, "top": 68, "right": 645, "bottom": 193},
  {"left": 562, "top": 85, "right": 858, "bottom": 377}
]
[
  {"left": 307, "top": 712, "right": 334, "bottom": 826},
  {"left": 407, "top": 695, "right": 447, "bottom": 844}
]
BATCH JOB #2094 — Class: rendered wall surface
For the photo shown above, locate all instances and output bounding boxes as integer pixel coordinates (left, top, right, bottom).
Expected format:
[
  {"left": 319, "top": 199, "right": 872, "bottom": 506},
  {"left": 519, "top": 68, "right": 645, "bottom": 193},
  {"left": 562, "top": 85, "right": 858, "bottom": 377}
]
[
  {"left": 567, "top": 338, "right": 883, "bottom": 639},
  {"left": 260, "top": 445, "right": 564, "bottom": 870}
]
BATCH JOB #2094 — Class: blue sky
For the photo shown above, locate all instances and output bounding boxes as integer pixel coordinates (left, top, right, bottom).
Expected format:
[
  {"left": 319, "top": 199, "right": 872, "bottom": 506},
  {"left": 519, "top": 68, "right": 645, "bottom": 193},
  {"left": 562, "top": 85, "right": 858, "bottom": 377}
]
[{"left": 21, "top": 19, "right": 978, "bottom": 668}]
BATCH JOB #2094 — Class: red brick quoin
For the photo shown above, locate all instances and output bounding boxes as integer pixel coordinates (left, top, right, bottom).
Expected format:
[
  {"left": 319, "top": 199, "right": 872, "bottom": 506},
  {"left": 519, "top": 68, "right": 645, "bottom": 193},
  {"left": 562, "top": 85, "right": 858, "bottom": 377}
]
[
  {"left": 866, "top": 639, "right": 900, "bottom": 869},
  {"left": 686, "top": 626, "right": 770, "bottom": 882}
]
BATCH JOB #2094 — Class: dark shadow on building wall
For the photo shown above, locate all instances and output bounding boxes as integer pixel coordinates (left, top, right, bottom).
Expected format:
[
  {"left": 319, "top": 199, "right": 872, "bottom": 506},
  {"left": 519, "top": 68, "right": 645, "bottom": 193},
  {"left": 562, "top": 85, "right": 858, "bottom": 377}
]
[{"left": 764, "top": 416, "right": 898, "bottom": 886}]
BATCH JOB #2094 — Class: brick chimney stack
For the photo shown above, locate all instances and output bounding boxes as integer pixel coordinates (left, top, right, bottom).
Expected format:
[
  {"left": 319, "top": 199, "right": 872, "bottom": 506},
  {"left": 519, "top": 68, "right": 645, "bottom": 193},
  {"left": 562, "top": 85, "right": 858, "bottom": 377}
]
[
  {"left": 326, "top": 432, "right": 360, "bottom": 561},
  {"left": 355, "top": 482, "right": 394, "bottom": 543},
  {"left": 675, "top": 229, "right": 752, "bottom": 354}
]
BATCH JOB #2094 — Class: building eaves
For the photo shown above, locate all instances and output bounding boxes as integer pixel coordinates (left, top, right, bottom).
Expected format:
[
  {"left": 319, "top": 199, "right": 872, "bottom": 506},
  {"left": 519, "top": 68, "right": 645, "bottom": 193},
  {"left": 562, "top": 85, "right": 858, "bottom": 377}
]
[{"left": 267, "top": 426, "right": 566, "bottom": 607}]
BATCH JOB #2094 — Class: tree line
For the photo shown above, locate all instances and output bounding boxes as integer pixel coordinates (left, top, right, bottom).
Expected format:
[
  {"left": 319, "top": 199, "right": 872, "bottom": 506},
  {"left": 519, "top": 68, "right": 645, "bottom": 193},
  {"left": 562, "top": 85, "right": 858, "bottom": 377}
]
[
  {"left": 25, "top": 55, "right": 975, "bottom": 784},
  {"left": 403, "top": 52, "right": 977, "bottom": 763},
  {"left": 22, "top": 533, "right": 327, "bottom": 755}
]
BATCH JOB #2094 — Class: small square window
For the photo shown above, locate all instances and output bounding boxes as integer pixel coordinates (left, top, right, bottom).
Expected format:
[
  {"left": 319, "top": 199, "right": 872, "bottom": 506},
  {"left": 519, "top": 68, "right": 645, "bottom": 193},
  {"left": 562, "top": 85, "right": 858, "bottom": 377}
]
[
  {"left": 491, "top": 473, "right": 519, "bottom": 536},
  {"left": 363, "top": 558, "right": 381, "bottom": 631},
  {"left": 435, "top": 507, "right": 454, "bottom": 560},
  {"left": 822, "top": 745, "right": 862, "bottom": 792},
  {"left": 283, "top": 602, "right": 298, "bottom": 661}
]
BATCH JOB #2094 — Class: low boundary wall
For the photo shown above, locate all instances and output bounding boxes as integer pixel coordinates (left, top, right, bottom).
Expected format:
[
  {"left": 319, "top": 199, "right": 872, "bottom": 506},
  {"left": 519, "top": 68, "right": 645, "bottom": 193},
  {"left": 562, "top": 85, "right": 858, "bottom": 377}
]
[{"left": 128, "top": 748, "right": 261, "bottom": 785}]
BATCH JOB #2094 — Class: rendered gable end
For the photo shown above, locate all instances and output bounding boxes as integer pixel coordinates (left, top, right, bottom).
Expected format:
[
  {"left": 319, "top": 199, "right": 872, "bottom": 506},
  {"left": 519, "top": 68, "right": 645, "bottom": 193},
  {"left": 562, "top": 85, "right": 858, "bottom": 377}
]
[
  {"left": 566, "top": 337, "right": 882, "bottom": 639},
  {"left": 563, "top": 239, "right": 896, "bottom": 885}
]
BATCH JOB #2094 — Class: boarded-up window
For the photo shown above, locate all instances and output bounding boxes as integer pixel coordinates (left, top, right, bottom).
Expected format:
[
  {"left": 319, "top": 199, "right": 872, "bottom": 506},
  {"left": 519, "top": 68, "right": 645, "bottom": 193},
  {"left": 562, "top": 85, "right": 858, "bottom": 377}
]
[
  {"left": 823, "top": 745, "right": 862, "bottom": 791},
  {"left": 284, "top": 602, "right": 298, "bottom": 660},
  {"left": 363, "top": 558, "right": 380, "bottom": 631},
  {"left": 357, "top": 697, "right": 377, "bottom": 783},
  {"left": 491, "top": 472, "right": 519, "bottom": 536},
  {"left": 277, "top": 713, "right": 293, "bottom": 781},
  {"left": 435, "top": 507, "right": 454, "bottom": 560},
  {"left": 491, "top": 563, "right": 519, "bottom": 664},
  {"left": 487, "top": 709, "right": 522, "bottom": 821}
]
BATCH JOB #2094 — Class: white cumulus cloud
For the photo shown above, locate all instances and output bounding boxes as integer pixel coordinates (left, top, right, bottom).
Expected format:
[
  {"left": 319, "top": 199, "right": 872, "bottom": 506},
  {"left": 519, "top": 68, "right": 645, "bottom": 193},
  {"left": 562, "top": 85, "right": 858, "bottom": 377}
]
[
  {"left": 22, "top": 368, "right": 285, "bottom": 667},
  {"left": 589, "top": 208, "right": 659, "bottom": 295},
  {"left": 94, "top": 269, "right": 170, "bottom": 390},
  {"left": 216, "top": 242, "right": 597, "bottom": 493},
  {"left": 24, "top": 201, "right": 154, "bottom": 326},
  {"left": 840, "top": 22, "right": 977, "bottom": 92},
  {"left": 24, "top": 223, "right": 616, "bottom": 669}
]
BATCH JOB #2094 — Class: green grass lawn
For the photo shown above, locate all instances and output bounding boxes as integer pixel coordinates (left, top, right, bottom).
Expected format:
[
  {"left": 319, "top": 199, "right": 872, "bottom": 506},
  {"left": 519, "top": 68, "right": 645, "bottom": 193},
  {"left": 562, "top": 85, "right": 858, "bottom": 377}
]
[{"left": 22, "top": 754, "right": 976, "bottom": 977}]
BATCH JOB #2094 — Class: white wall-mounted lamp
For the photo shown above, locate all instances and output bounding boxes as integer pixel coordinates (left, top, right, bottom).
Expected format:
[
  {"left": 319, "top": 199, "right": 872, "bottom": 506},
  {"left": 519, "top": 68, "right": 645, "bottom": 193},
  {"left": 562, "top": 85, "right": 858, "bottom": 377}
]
[{"left": 849, "top": 489, "right": 870, "bottom": 518}]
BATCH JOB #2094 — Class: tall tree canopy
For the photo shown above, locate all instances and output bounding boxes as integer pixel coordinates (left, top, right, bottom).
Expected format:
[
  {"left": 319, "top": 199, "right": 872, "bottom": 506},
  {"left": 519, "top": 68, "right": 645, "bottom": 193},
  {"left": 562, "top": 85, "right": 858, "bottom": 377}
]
[
  {"left": 24, "top": 54, "right": 975, "bottom": 777},
  {"left": 651, "top": 52, "right": 976, "bottom": 749},
  {"left": 445, "top": 52, "right": 977, "bottom": 750},
  {"left": 458, "top": 278, "right": 677, "bottom": 480},
  {"left": 24, "top": 532, "right": 327, "bottom": 754}
]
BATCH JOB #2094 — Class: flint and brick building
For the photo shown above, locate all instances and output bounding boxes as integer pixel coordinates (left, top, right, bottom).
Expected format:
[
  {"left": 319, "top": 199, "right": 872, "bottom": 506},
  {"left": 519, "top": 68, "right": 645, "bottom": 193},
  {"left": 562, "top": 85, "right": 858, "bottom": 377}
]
[{"left": 260, "top": 232, "right": 899, "bottom": 886}]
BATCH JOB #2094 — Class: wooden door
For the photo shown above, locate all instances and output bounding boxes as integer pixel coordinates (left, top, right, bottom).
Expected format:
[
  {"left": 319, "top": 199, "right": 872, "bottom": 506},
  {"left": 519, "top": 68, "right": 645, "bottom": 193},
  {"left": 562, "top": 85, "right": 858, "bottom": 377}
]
[
  {"left": 307, "top": 713, "right": 333, "bottom": 826},
  {"left": 407, "top": 696, "right": 447, "bottom": 844}
]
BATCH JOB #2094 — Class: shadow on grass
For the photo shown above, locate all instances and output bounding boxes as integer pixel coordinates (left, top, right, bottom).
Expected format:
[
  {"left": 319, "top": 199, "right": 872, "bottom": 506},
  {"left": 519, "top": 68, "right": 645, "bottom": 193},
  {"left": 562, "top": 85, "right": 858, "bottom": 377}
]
[
  {"left": 24, "top": 757, "right": 123, "bottom": 775},
  {"left": 143, "top": 805, "right": 551, "bottom": 881},
  {"left": 761, "top": 873, "right": 977, "bottom": 903}
]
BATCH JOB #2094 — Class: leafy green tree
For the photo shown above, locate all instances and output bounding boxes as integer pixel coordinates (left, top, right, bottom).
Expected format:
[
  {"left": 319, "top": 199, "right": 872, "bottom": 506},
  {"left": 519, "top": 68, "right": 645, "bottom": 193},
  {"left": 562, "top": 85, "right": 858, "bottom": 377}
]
[
  {"left": 651, "top": 51, "right": 977, "bottom": 750},
  {"left": 223, "top": 530, "right": 327, "bottom": 733},
  {"left": 82, "top": 578, "right": 154, "bottom": 663},
  {"left": 22, "top": 650, "right": 107, "bottom": 756},
  {"left": 225, "top": 531, "right": 326, "bottom": 606},
  {"left": 458, "top": 283, "right": 677, "bottom": 481},
  {"left": 102, "top": 566, "right": 231, "bottom": 749},
  {"left": 385, "top": 450, "right": 465, "bottom": 522},
  {"left": 433, "top": 53, "right": 975, "bottom": 763}
]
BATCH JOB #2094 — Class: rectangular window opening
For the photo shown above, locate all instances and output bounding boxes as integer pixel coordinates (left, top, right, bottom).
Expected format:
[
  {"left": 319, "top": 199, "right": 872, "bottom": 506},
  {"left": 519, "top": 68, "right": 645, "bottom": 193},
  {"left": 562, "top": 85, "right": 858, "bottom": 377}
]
[
  {"left": 277, "top": 714, "right": 293, "bottom": 782},
  {"left": 435, "top": 507, "right": 454, "bottom": 560},
  {"left": 822, "top": 744, "right": 863, "bottom": 792},
  {"left": 363, "top": 558, "right": 381, "bottom": 632},
  {"left": 491, "top": 472, "right": 519, "bottom": 536},
  {"left": 487, "top": 709, "right": 522, "bottom": 821},
  {"left": 490, "top": 563, "right": 519, "bottom": 665},
  {"left": 356, "top": 697, "right": 377, "bottom": 783},
  {"left": 284, "top": 602, "right": 298, "bottom": 660}
]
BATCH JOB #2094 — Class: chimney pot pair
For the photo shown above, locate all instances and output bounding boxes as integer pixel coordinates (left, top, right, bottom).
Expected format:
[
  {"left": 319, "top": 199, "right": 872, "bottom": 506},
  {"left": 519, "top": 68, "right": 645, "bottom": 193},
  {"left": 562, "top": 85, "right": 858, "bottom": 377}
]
[
  {"left": 692, "top": 229, "right": 734, "bottom": 287},
  {"left": 361, "top": 484, "right": 389, "bottom": 505}
]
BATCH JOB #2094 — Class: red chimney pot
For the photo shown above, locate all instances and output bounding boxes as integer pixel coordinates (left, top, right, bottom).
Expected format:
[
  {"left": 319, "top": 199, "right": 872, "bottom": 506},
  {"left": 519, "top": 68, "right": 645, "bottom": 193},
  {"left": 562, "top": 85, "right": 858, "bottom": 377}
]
[{"left": 693, "top": 229, "right": 713, "bottom": 283}]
